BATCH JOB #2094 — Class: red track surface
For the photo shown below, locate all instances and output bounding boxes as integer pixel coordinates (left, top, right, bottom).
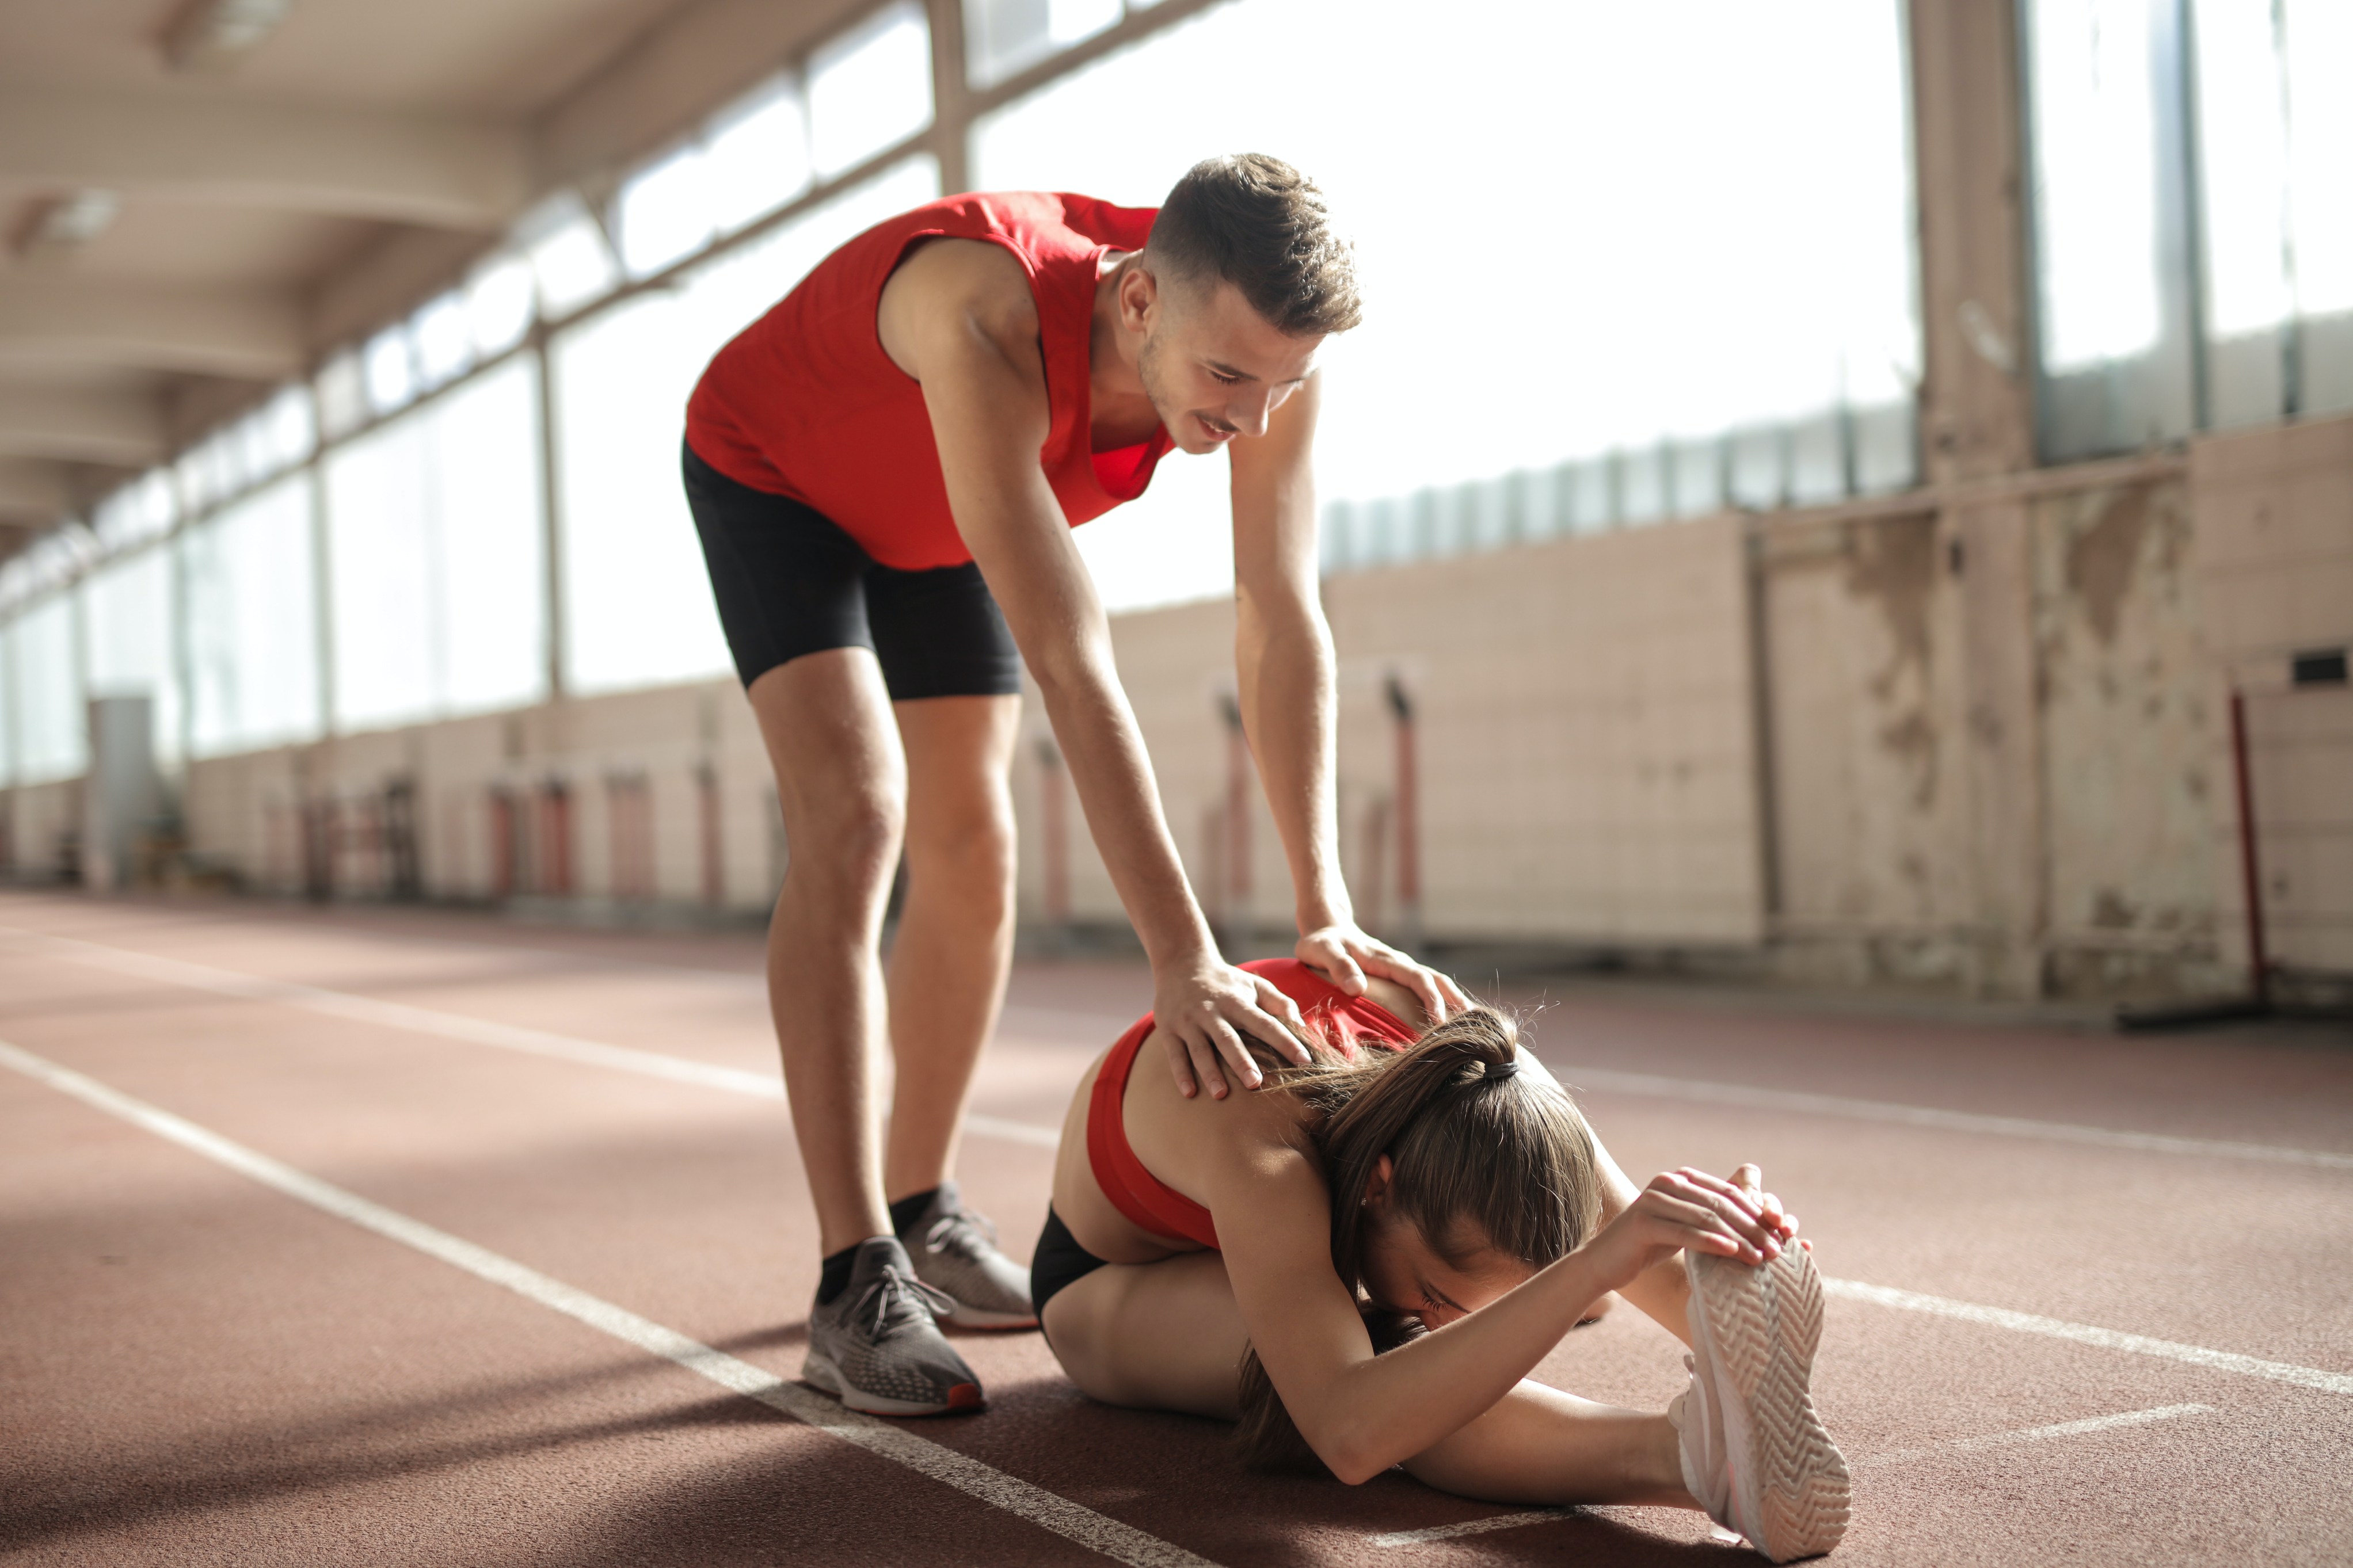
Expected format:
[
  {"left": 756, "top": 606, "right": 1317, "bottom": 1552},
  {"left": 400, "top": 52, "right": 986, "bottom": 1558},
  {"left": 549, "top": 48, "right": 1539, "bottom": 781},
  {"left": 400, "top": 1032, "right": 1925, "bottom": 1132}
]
[{"left": 3, "top": 889, "right": 2350, "bottom": 1566}]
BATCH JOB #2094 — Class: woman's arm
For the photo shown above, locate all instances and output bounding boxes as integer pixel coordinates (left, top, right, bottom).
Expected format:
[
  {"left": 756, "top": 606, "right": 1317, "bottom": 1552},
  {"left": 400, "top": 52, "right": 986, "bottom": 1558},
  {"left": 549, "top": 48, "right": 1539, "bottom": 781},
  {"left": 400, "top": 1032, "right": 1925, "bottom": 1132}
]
[
  {"left": 1202, "top": 1128, "right": 1783, "bottom": 1484},
  {"left": 1517, "top": 1058, "right": 1768, "bottom": 1344}
]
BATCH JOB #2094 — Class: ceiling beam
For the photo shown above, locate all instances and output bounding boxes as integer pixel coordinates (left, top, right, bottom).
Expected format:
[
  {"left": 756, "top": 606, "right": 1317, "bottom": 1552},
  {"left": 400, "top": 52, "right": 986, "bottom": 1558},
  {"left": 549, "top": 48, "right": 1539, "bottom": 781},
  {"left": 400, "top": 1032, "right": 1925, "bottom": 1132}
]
[
  {"left": 0, "top": 385, "right": 167, "bottom": 466},
  {"left": 0, "top": 85, "right": 529, "bottom": 231},
  {"left": 536, "top": 0, "right": 871, "bottom": 189},
  {"left": 0, "top": 458, "right": 73, "bottom": 518},
  {"left": 0, "top": 274, "right": 302, "bottom": 380}
]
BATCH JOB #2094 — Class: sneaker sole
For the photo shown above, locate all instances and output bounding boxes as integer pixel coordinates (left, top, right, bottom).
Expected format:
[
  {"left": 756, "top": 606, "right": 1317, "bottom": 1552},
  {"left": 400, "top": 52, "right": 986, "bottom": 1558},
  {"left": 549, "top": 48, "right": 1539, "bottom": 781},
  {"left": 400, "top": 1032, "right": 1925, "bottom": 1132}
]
[
  {"left": 801, "top": 1351, "right": 985, "bottom": 1417},
  {"left": 1686, "top": 1245, "right": 1851, "bottom": 1562}
]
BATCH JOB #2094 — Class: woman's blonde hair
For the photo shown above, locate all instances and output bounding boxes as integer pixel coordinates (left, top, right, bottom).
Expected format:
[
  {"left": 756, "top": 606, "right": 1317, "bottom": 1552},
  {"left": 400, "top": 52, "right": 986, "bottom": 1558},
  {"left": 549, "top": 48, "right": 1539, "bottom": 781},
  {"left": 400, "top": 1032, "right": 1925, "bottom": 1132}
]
[{"left": 1232, "top": 1003, "right": 1602, "bottom": 1471}]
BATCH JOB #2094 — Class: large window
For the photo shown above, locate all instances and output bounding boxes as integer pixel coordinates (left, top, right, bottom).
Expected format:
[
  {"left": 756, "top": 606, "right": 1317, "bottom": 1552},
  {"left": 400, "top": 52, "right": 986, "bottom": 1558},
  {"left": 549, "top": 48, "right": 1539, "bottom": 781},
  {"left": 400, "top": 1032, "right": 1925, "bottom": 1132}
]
[
  {"left": 2191, "top": 0, "right": 2353, "bottom": 426},
  {"left": 554, "top": 155, "right": 940, "bottom": 696},
  {"left": 325, "top": 358, "right": 547, "bottom": 733},
  {"left": 81, "top": 546, "right": 182, "bottom": 769},
  {"left": 808, "top": 1, "right": 934, "bottom": 178},
  {"left": 974, "top": 0, "right": 1921, "bottom": 585},
  {"left": 38, "top": 0, "right": 2346, "bottom": 770},
  {"left": 182, "top": 476, "right": 321, "bottom": 758},
  {"left": 0, "top": 624, "right": 12, "bottom": 784},
  {"left": 7, "top": 595, "right": 85, "bottom": 784},
  {"left": 2029, "top": 0, "right": 2353, "bottom": 457}
]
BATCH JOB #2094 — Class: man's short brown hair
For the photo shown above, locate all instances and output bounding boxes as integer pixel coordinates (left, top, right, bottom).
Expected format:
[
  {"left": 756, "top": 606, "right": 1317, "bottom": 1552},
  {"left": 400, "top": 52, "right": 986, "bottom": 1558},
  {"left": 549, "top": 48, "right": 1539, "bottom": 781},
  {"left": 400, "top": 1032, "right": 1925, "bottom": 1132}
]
[{"left": 1148, "top": 154, "right": 1362, "bottom": 336}]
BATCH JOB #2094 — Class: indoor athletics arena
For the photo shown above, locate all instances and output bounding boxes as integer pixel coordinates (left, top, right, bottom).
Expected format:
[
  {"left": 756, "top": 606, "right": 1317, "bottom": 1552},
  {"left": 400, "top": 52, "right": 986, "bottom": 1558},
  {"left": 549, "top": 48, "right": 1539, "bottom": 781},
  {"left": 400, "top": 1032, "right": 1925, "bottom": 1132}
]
[{"left": 2, "top": 1, "right": 2350, "bottom": 1564}]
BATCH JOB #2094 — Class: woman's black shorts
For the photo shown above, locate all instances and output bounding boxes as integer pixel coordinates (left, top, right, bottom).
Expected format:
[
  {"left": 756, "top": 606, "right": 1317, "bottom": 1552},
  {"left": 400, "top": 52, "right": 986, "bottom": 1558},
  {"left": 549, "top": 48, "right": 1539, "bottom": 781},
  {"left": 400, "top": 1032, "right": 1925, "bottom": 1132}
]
[
  {"left": 1030, "top": 1205, "right": 1110, "bottom": 1323},
  {"left": 683, "top": 441, "right": 1023, "bottom": 699}
]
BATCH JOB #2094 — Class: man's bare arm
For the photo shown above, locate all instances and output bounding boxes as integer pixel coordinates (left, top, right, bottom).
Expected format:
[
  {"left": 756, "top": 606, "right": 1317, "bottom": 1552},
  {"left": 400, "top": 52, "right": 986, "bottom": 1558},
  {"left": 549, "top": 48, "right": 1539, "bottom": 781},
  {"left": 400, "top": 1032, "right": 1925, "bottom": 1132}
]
[
  {"left": 1228, "top": 374, "right": 1469, "bottom": 1021},
  {"left": 878, "top": 240, "right": 1309, "bottom": 1094}
]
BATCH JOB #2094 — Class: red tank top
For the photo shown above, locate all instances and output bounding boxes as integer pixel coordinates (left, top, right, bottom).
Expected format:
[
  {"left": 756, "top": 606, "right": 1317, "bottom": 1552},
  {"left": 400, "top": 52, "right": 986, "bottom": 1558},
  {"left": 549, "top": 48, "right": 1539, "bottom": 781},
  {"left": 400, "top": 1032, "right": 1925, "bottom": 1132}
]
[
  {"left": 1086, "top": 959, "right": 1422, "bottom": 1250},
  {"left": 684, "top": 192, "right": 1174, "bottom": 571}
]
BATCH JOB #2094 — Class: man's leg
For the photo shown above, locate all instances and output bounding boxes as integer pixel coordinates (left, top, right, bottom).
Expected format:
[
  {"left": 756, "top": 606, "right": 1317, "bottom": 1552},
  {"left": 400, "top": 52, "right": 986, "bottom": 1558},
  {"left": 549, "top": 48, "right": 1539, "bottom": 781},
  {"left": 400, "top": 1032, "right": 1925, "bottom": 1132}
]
[
  {"left": 879, "top": 692, "right": 1037, "bottom": 1326},
  {"left": 883, "top": 692, "right": 1019, "bottom": 1200},
  {"left": 747, "top": 647, "right": 906, "bottom": 1254},
  {"left": 747, "top": 647, "right": 987, "bottom": 1414}
]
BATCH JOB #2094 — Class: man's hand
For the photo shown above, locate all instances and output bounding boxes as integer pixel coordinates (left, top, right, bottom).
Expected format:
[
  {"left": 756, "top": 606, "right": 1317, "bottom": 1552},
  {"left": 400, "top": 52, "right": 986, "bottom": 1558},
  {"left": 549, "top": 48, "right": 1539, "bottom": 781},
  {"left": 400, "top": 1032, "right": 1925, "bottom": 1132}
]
[
  {"left": 1294, "top": 923, "right": 1470, "bottom": 1024},
  {"left": 1156, "top": 957, "right": 1313, "bottom": 1100}
]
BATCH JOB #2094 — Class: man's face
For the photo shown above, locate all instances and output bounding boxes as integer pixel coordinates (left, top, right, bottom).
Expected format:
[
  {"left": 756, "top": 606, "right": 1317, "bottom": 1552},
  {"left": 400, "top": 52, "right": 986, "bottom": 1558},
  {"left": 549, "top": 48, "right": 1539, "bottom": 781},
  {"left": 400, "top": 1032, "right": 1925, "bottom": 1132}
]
[{"left": 1129, "top": 266, "right": 1323, "bottom": 455}]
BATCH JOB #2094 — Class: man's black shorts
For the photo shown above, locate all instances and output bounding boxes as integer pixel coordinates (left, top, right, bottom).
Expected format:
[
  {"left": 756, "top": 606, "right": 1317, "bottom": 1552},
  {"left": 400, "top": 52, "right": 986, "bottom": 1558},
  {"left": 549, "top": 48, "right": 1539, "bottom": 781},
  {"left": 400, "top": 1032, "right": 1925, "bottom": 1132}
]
[{"left": 683, "top": 440, "right": 1023, "bottom": 699}]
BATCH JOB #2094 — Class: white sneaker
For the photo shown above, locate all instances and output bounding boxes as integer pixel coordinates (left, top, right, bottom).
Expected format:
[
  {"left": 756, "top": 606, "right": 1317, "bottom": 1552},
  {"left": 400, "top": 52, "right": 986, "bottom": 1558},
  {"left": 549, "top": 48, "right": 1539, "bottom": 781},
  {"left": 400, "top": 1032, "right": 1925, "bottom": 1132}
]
[{"left": 1670, "top": 1242, "right": 1850, "bottom": 1562}]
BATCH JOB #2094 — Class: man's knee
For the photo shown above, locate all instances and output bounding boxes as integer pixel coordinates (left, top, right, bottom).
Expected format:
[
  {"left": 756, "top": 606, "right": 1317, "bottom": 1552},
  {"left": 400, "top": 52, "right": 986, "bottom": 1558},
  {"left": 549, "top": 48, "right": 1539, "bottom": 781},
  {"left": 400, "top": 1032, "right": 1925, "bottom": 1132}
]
[
  {"left": 783, "top": 793, "right": 905, "bottom": 890},
  {"left": 907, "top": 798, "right": 1015, "bottom": 895}
]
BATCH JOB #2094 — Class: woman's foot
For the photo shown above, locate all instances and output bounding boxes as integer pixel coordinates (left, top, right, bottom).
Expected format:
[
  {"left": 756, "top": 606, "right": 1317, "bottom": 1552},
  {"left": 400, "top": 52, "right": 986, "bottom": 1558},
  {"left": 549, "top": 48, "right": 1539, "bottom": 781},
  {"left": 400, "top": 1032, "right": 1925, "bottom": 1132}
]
[{"left": 1670, "top": 1241, "right": 1849, "bottom": 1562}]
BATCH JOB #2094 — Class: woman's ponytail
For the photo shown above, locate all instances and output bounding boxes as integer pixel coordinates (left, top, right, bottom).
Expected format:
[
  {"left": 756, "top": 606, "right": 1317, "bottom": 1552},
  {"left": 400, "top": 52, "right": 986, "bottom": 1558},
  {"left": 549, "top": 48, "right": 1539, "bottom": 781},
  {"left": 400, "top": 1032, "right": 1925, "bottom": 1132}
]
[{"left": 1316, "top": 1008, "right": 1530, "bottom": 1289}]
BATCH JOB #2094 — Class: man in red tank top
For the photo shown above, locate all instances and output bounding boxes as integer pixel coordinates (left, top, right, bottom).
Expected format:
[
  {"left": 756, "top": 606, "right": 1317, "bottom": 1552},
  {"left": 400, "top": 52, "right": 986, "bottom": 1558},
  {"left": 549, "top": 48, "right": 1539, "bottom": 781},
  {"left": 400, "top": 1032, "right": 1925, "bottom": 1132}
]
[{"left": 681, "top": 155, "right": 1467, "bottom": 1417}]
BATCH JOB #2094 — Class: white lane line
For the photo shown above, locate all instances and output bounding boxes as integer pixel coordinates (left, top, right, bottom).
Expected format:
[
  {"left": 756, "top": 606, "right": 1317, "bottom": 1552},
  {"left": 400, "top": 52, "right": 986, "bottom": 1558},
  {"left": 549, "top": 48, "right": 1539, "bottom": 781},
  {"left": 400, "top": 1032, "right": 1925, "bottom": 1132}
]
[
  {"left": 0, "top": 1037, "right": 1216, "bottom": 1568},
  {"left": 1558, "top": 1064, "right": 2353, "bottom": 1172},
  {"left": 2, "top": 926, "right": 783, "bottom": 1093},
  {"left": 1825, "top": 1279, "right": 2353, "bottom": 1395},
  {"left": 0, "top": 928, "right": 1073, "bottom": 1147},
  {"left": 1858, "top": 1402, "right": 2214, "bottom": 1468},
  {"left": 1000, "top": 1004, "right": 1144, "bottom": 1033},
  {"left": 1369, "top": 1508, "right": 1577, "bottom": 1547},
  {"left": 965, "top": 1113, "right": 1061, "bottom": 1149}
]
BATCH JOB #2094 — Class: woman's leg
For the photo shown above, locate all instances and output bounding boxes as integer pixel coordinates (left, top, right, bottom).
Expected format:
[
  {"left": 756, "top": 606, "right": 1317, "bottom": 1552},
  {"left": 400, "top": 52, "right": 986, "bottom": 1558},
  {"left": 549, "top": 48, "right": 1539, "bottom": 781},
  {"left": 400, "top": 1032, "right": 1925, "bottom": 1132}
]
[
  {"left": 1046, "top": 1251, "right": 1697, "bottom": 1510},
  {"left": 1583, "top": 1122, "right": 1696, "bottom": 1345},
  {"left": 1041, "top": 1253, "right": 1251, "bottom": 1418},
  {"left": 1402, "top": 1382, "right": 1696, "bottom": 1508}
]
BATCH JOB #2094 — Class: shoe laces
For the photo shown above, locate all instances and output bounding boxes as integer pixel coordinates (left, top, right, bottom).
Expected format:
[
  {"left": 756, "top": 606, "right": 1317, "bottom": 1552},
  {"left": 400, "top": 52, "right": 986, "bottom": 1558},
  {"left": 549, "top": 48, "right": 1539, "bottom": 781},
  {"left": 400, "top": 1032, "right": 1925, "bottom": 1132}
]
[
  {"left": 923, "top": 1206, "right": 999, "bottom": 1261},
  {"left": 853, "top": 1264, "right": 956, "bottom": 1338}
]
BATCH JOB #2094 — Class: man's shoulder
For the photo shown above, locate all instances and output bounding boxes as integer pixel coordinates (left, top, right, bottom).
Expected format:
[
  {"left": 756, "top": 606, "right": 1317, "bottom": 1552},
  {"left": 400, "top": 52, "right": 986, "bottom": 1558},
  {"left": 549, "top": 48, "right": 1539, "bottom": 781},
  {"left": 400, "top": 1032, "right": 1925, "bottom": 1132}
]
[{"left": 885, "top": 235, "right": 1040, "bottom": 341}]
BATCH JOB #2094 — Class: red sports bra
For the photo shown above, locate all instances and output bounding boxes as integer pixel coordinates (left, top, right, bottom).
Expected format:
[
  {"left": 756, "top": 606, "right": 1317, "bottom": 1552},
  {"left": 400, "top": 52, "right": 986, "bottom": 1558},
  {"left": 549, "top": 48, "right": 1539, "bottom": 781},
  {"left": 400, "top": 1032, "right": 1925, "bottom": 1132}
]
[{"left": 1086, "top": 958, "right": 1422, "bottom": 1250}]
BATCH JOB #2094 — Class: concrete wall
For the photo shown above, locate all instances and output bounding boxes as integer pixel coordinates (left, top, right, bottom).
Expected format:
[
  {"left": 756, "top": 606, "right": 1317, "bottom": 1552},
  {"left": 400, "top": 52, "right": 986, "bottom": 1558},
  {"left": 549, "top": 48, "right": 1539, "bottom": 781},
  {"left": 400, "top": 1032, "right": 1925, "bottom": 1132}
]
[
  {"left": 1005, "top": 417, "right": 2351, "bottom": 1004},
  {"left": 1761, "top": 505, "right": 1984, "bottom": 987},
  {"left": 167, "top": 677, "right": 783, "bottom": 918},
  {"left": 12, "top": 417, "right": 2349, "bottom": 1005},
  {"left": 1014, "top": 514, "right": 1764, "bottom": 952},
  {"left": 2191, "top": 417, "right": 2353, "bottom": 990},
  {"left": 0, "top": 777, "right": 80, "bottom": 883},
  {"left": 2031, "top": 475, "right": 2223, "bottom": 997}
]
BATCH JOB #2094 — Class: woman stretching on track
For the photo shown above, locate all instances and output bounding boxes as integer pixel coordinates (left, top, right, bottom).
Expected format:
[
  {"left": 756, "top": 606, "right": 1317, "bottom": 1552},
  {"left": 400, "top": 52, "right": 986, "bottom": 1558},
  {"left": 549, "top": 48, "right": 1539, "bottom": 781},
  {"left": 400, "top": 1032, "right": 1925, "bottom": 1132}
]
[{"left": 1031, "top": 958, "right": 1852, "bottom": 1563}]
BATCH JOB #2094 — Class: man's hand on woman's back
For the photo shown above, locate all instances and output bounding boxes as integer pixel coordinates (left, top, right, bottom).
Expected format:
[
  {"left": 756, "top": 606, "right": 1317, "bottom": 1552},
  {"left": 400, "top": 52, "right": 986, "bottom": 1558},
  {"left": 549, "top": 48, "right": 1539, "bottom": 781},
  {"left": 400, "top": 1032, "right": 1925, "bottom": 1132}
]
[{"left": 1295, "top": 922, "right": 1470, "bottom": 1024}]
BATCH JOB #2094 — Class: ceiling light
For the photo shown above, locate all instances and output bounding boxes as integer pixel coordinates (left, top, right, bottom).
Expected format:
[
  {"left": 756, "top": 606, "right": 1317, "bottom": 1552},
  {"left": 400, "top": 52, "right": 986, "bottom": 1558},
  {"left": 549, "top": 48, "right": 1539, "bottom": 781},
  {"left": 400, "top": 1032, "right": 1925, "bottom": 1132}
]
[{"left": 162, "top": 0, "right": 295, "bottom": 73}]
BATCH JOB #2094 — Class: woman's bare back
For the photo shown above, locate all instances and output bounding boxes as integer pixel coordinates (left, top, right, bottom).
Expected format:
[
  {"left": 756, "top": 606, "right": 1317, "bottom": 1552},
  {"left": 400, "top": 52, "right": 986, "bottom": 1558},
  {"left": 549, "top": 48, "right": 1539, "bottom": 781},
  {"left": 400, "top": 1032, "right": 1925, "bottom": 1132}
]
[{"left": 1048, "top": 972, "right": 1430, "bottom": 1262}]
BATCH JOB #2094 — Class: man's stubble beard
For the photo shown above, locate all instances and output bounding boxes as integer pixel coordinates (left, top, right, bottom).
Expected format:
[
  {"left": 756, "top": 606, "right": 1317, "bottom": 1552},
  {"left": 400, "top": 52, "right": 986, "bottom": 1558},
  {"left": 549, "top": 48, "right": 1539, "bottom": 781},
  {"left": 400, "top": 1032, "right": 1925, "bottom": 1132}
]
[{"left": 1134, "top": 329, "right": 1184, "bottom": 445}]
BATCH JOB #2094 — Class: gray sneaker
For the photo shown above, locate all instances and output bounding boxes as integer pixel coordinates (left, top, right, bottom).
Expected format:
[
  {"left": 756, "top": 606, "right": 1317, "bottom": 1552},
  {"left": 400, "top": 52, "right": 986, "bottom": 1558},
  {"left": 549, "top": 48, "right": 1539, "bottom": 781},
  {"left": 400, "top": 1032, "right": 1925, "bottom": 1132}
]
[
  {"left": 900, "top": 1180, "right": 1038, "bottom": 1329},
  {"left": 803, "top": 1236, "right": 985, "bottom": 1416}
]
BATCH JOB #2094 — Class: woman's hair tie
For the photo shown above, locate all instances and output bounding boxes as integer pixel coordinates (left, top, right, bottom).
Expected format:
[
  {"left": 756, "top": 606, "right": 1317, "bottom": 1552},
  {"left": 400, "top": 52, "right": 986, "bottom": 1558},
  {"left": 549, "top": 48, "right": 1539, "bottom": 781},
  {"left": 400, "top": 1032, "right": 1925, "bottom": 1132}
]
[{"left": 1485, "top": 1056, "right": 1520, "bottom": 1083}]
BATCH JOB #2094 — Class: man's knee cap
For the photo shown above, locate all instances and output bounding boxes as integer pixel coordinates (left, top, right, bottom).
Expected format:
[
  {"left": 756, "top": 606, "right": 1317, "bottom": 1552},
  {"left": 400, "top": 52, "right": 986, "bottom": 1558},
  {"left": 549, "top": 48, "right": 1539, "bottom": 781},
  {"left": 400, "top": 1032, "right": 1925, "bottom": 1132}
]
[{"left": 788, "top": 801, "right": 903, "bottom": 870}]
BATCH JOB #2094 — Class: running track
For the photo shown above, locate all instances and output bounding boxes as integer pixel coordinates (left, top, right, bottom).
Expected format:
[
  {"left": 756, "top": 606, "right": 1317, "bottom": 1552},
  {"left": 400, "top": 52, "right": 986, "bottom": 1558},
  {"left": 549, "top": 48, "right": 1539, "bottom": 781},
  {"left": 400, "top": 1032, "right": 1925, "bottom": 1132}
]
[{"left": 3, "top": 890, "right": 2349, "bottom": 1566}]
